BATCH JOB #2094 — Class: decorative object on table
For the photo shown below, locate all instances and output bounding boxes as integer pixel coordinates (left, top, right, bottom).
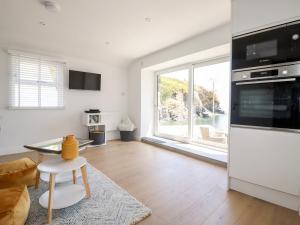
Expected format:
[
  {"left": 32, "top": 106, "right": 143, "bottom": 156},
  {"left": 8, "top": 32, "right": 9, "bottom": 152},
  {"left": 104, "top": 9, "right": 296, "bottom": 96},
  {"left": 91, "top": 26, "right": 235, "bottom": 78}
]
[
  {"left": 0, "top": 185, "right": 30, "bottom": 225},
  {"left": 62, "top": 135, "right": 79, "bottom": 160},
  {"left": 0, "top": 157, "right": 37, "bottom": 189},
  {"left": 83, "top": 110, "right": 106, "bottom": 145},
  {"left": 37, "top": 156, "right": 91, "bottom": 224},
  {"left": 26, "top": 163, "right": 151, "bottom": 225},
  {"left": 118, "top": 116, "right": 136, "bottom": 141}
]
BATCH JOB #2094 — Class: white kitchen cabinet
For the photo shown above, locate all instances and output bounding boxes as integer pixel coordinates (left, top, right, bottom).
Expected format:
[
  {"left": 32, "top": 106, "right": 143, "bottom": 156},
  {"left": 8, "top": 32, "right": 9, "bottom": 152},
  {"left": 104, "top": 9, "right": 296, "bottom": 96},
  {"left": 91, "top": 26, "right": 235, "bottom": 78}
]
[
  {"left": 229, "top": 127, "right": 300, "bottom": 195},
  {"left": 232, "top": 0, "right": 300, "bottom": 36}
]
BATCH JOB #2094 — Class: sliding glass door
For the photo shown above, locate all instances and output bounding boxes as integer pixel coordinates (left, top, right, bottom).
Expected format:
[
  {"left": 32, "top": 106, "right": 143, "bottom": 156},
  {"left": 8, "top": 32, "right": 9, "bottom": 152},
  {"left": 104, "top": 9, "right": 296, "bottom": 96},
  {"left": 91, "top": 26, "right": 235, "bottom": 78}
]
[
  {"left": 155, "top": 58, "right": 230, "bottom": 150},
  {"left": 156, "top": 68, "right": 189, "bottom": 140},
  {"left": 193, "top": 61, "right": 230, "bottom": 149}
]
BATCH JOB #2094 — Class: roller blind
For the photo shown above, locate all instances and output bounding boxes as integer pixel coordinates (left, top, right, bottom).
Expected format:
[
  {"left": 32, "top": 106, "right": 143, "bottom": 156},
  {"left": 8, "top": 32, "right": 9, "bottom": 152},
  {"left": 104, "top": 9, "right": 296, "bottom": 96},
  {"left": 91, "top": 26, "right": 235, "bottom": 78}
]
[{"left": 8, "top": 51, "right": 64, "bottom": 109}]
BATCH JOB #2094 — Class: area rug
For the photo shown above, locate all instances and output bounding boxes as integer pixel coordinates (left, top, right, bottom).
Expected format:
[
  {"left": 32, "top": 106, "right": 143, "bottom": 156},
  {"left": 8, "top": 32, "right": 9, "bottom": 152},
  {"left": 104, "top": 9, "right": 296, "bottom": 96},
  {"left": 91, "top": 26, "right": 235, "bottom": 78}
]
[{"left": 26, "top": 164, "right": 151, "bottom": 225}]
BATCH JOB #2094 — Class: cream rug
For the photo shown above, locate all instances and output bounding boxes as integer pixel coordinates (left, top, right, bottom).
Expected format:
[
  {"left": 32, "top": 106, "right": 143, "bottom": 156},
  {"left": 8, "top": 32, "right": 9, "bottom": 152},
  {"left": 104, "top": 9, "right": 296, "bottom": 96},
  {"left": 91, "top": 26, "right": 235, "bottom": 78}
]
[{"left": 26, "top": 164, "right": 151, "bottom": 225}]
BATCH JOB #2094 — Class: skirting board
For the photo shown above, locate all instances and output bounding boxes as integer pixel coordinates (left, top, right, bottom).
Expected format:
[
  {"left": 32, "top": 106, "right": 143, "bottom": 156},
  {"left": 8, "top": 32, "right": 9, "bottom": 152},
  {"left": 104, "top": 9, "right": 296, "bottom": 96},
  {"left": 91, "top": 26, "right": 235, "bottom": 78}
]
[{"left": 229, "top": 177, "right": 300, "bottom": 214}]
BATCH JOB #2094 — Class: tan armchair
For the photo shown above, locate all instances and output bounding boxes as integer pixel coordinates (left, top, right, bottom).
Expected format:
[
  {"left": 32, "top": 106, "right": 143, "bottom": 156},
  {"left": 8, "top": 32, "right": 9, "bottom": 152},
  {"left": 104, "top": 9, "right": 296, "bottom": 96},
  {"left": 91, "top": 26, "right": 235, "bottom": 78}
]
[
  {"left": 199, "top": 125, "right": 227, "bottom": 144},
  {"left": 0, "top": 158, "right": 37, "bottom": 225}
]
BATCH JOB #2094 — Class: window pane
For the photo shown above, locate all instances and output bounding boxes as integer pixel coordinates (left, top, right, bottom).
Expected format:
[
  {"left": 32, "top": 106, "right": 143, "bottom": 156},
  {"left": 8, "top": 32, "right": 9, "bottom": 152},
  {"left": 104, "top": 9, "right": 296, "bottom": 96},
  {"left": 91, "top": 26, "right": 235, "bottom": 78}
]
[
  {"left": 41, "top": 63, "right": 57, "bottom": 83},
  {"left": 157, "top": 69, "right": 189, "bottom": 138},
  {"left": 41, "top": 86, "right": 58, "bottom": 107},
  {"left": 193, "top": 61, "right": 230, "bottom": 150},
  {"left": 20, "top": 58, "right": 39, "bottom": 81},
  {"left": 19, "top": 84, "right": 38, "bottom": 107},
  {"left": 9, "top": 83, "right": 19, "bottom": 107}
]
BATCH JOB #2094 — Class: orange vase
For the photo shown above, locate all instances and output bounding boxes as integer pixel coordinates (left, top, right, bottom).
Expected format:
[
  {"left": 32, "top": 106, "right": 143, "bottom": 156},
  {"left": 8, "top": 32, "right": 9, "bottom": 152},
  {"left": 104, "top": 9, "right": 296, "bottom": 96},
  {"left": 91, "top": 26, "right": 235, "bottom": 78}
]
[{"left": 62, "top": 135, "right": 79, "bottom": 160}]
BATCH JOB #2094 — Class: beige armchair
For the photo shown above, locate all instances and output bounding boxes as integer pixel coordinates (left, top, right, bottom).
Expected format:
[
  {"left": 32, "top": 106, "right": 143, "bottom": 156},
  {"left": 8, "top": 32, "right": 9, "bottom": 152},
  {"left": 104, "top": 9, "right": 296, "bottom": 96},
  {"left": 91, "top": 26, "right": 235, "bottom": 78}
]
[{"left": 199, "top": 125, "right": 227, "bottom": 144}]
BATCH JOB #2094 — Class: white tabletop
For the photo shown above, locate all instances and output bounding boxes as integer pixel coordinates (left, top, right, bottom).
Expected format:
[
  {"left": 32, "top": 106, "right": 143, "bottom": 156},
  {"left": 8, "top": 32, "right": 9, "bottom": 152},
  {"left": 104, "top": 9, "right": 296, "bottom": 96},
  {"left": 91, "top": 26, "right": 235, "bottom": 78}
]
[{"left": 38, "top": 156, "right": 87, "bottom": 174}]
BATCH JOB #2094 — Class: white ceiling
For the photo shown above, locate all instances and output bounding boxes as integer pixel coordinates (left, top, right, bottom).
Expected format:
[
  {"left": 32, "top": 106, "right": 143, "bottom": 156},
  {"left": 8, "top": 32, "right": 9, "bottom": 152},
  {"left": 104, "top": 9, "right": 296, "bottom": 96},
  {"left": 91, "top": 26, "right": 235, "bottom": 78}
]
[{"left": 0, "top": 0, "right": 230, "bottom": 67}]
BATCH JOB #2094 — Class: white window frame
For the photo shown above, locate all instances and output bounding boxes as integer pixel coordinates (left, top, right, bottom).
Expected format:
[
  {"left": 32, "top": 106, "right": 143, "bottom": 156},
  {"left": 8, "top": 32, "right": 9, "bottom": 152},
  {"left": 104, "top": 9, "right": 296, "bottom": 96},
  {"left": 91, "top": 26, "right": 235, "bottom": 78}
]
[
  {"left": 8, "top": 50, "right": 65, "bottom": 110},
  {"left": 154, "top": 56, "right": 230, "bottom": 147}
]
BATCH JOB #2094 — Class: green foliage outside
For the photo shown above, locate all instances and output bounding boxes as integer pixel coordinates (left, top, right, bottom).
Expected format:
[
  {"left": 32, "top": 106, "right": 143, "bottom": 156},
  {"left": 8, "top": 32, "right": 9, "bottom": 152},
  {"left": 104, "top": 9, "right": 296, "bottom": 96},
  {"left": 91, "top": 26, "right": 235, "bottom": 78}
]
[
  {"left": 159, "top": 77, "right": 188, "bottom": 102},
  {"left": 159, "top": 77, "right": 223, "bottom": 121}
]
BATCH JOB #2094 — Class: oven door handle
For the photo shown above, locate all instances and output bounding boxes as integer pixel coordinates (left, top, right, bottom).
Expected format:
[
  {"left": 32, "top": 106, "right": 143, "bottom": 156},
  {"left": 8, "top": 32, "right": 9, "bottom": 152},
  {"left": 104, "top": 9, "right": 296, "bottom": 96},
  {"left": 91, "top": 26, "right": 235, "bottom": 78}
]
[{"left": 235, "top": 78, "right": 296, "bottom": 85}]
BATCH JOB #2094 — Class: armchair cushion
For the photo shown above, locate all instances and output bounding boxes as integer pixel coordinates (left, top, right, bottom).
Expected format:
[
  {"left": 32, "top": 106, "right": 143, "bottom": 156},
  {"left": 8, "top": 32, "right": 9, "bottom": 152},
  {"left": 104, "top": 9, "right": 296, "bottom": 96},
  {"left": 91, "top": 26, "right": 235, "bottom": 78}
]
[
  {"left": 0, "top": 185, "right": 30, "bottom": 225},
  {"left": 0, "top": 157, "right": 37, "bottom": 189}
]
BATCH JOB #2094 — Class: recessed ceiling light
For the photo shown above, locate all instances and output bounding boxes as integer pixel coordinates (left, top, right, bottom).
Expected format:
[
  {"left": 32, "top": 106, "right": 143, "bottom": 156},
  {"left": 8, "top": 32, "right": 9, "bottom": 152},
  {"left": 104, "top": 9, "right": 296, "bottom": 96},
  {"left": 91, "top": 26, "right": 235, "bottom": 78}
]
[
  {"left": 145, "top": 17, "right": 152, "bottom": 23},
  {"left": 39, "top": 21, "right": 46, "bottom": 26},
  {"left": 39, "top": 0, "right": 61, "bottom": 12}
]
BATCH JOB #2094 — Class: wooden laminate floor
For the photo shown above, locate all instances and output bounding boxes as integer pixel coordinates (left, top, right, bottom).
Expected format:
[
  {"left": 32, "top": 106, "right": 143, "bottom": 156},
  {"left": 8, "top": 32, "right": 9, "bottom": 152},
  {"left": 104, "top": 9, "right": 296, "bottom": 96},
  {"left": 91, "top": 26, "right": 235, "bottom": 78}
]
[{"left": 1, "top": 141, "right": 299, "bottom": 225}]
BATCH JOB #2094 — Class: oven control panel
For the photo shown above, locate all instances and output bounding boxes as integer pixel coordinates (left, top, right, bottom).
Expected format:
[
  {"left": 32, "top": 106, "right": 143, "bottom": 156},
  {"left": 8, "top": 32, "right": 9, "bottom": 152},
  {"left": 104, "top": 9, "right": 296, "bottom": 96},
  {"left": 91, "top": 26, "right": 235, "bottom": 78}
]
[
  {"left": 250, "top": 69, "right": 278, "bottom": 78},
  {"left": 232, "top": 63, "right": 300, "bottom": 81}
]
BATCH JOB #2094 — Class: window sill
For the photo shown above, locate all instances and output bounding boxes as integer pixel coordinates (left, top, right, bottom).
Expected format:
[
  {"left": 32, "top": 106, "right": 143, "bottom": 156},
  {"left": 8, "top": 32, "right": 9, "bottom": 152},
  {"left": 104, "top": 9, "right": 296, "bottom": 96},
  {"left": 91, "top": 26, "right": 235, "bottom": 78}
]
[{"left": 141, "top": 136, "right": 227, "bottom": 166}]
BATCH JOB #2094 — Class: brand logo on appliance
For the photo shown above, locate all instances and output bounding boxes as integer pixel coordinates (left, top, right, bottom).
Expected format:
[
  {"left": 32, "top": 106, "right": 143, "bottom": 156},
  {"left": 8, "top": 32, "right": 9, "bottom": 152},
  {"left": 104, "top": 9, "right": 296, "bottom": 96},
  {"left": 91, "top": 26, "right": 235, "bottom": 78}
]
[{"left": 259, "top": 59, "right": 270, "bottom": 63}]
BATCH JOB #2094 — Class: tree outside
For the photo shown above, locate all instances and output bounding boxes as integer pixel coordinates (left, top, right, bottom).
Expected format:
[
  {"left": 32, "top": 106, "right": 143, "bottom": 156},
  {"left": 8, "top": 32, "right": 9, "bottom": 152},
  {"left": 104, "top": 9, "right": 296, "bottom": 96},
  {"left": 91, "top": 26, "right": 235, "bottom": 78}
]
[{"left": 158, "top": 76, "right": 223, "bottom": 122}]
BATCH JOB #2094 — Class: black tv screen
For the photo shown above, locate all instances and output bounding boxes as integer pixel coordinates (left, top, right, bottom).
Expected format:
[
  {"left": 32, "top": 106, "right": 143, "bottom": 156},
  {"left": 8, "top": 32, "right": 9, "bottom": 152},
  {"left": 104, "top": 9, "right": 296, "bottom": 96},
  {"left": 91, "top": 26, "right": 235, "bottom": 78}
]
[{"left": 69, "top": 70, "right": 101, "bottom": 91}]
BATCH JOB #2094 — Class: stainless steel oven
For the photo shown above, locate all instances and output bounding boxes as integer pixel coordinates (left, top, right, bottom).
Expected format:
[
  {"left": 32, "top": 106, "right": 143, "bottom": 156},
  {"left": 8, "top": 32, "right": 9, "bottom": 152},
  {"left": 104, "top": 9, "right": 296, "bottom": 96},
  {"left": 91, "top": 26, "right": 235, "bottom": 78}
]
[
  {"left": 231, "top": 63, "right": 300, "bottom": 131},
  {"left": 232, "top": 20, "right": 300, "bottom": 71}
]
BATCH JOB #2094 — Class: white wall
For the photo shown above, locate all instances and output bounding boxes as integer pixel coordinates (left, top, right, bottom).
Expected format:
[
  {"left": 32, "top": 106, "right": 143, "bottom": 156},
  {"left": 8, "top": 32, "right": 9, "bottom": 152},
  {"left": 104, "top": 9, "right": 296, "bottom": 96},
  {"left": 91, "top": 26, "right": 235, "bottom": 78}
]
[
  {"left": 0, "top": 49, "right": 128, "bottom": 155},
  {"left": 128, "top": 23, "right": 231, "bottom": 137},
  {"left": 140, "top": 69, "right": 155, "bottom": 137},
  {"left": 128, "top": 61, "right": 142, "bottom": 137},
  {"left": 232, "top": 0, "right": 300, "bottom": 35}
]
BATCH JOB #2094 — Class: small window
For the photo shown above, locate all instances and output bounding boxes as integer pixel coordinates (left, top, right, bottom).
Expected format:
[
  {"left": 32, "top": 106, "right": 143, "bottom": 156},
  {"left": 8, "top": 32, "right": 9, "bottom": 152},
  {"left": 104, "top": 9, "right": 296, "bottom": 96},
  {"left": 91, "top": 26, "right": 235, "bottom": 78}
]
[{"left": 8, "top": 51, "right": 64, "bottom": 109}]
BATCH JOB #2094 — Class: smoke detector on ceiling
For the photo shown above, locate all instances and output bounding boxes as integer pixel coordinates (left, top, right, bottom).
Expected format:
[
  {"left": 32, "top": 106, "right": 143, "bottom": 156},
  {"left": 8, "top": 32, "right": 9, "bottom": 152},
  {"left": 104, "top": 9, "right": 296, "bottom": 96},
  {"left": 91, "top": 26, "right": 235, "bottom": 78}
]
[
  {"left": 145, "top": 17, "right": 152, "bottom": 23},
  {"left": 39, "top": 0, "right": 61, "bottom": 12}
]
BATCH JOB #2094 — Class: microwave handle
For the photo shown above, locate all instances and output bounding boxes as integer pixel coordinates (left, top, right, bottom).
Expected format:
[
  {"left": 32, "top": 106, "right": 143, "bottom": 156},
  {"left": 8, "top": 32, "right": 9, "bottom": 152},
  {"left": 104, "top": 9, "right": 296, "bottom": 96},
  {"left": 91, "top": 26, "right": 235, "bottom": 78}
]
[{"left": 236, "top": 78, "right": 296, "bottom": 85}]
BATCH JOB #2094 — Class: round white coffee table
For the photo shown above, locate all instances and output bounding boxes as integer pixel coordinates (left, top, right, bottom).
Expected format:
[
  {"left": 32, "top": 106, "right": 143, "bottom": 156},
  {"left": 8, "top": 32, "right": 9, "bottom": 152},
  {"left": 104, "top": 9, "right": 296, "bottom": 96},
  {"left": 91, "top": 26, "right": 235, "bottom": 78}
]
[{"left": 37, "top": 156, "right": 91, "bottom": 224}]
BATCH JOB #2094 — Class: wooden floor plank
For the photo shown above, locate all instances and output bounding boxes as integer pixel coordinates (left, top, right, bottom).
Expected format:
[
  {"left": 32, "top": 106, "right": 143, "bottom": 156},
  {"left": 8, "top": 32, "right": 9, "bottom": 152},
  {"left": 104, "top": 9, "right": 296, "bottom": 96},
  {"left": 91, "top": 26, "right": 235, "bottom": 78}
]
[{"left": 201, "top": 191, "right": 253, "bottom": 225}]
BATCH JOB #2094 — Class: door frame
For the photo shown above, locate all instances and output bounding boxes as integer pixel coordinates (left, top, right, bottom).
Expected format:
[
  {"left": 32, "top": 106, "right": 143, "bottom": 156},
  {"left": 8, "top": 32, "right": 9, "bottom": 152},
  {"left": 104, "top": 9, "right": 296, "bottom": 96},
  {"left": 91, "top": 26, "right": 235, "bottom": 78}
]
[
  {"left": 154, "top": 56, "right": 230, "bottom": 147},
  {"left": 154, "top": 64, "right": 191, "bottom": 143}
]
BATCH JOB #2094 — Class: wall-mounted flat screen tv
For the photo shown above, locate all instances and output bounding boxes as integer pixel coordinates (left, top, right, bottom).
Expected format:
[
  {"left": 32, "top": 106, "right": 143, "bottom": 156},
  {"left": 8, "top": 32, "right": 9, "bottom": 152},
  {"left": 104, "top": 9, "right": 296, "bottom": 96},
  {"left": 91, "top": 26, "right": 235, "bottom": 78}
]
[{"left": 69, "top": 70, "right": 101, "bottom": 91}]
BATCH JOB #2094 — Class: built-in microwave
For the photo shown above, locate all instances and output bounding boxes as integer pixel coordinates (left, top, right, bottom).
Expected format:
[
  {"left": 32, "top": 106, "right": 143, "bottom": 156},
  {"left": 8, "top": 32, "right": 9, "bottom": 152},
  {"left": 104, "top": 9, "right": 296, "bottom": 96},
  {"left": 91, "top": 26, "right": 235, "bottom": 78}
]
[
  {"left": 231, "top": 63, "right": 300, "bottom": 131},
  {"left": 232, "top": 20, "right": 300, "bottom": 71}
]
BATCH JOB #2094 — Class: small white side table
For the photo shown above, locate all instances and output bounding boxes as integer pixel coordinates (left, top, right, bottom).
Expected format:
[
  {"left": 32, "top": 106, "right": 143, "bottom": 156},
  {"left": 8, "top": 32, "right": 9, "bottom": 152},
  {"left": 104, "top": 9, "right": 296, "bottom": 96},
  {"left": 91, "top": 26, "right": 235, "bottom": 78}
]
[
  {"left": 37, "top": 156, "right": 91, "bottom": 224},
  {"left": 24, "top": 138, "right": 93, "bottom": 188}
]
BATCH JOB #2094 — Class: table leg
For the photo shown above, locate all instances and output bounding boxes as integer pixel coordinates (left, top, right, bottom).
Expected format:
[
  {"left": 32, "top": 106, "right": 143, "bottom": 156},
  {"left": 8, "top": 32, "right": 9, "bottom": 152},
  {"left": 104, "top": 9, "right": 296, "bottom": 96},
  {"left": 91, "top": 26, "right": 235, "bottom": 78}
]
[
  {"left": 72, "top": 170, "right": 77, "bottom": 184},
  {"left": 35, "top": 153, "right": 44, "bottom": 189},
  {"left": 80, "top": 165, "right": 91, "bottom": 198},
  {"left": 48, "top": 173, "right": 56, "bottom": 224}
]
